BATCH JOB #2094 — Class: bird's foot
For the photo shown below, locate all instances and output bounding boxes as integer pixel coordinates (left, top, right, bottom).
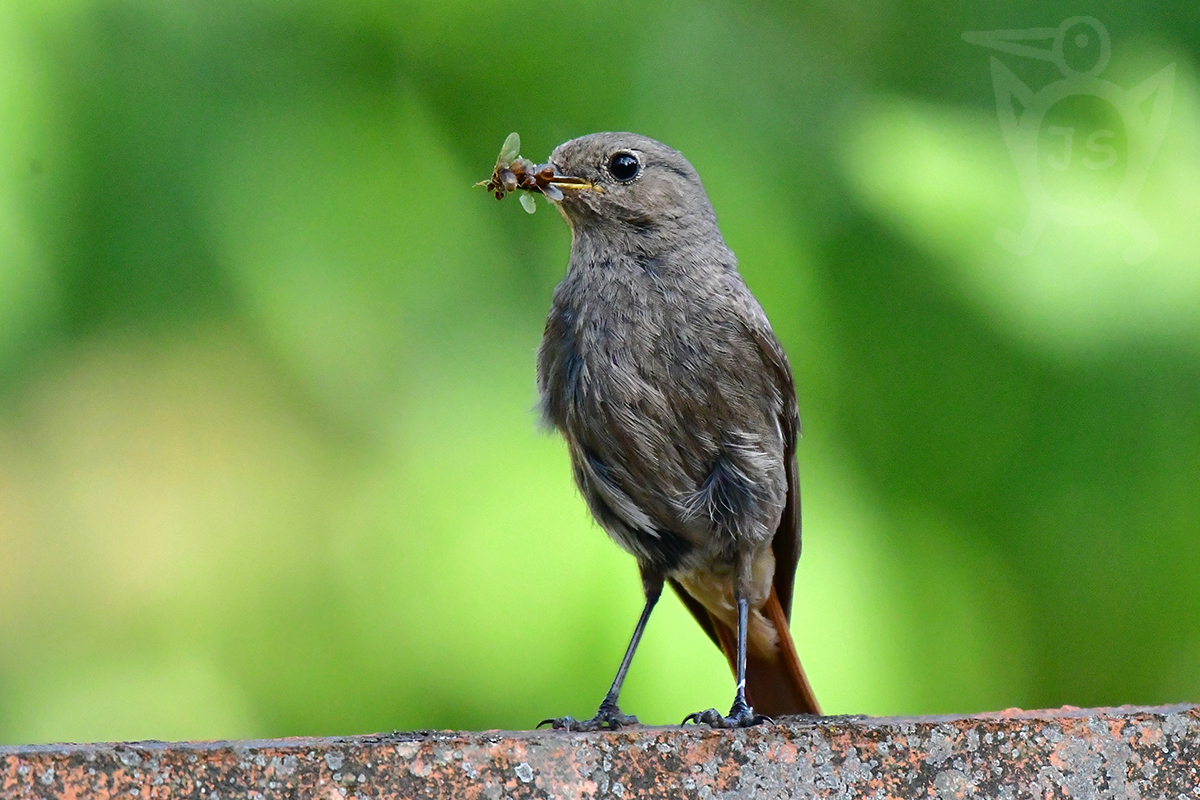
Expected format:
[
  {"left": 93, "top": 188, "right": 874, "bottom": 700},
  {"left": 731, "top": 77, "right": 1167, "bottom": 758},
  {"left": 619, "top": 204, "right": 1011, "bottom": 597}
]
[
  {"left": 538, "top": 700, "right": 639, "bottom": 731},
  {"left": 682, "top": 697, "right": 770, "bottom": 729}
]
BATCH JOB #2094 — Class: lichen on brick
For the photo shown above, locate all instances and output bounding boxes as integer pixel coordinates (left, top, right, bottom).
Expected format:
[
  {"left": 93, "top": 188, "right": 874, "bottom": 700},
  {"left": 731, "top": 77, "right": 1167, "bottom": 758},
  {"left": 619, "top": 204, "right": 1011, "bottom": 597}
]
[{"left": 2, "top": 705, "right": 1198, "bottom": 799}]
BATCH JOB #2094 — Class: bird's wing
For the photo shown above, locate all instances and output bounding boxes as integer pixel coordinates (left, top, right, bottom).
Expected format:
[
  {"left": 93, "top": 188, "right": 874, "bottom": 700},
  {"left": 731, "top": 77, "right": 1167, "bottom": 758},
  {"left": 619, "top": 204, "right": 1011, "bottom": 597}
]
[
  {"left": 672, "top": 311, "right": 818, "bottom": 716},
  {"left": 743, "top": 312, "right": 801, "bottom": 619}
]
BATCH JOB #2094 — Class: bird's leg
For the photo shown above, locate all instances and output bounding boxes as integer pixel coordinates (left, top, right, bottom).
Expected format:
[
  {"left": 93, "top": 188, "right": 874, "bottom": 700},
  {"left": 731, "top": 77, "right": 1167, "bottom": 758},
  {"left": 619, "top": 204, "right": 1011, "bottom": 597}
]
[
  {"left": 683, "top": 591, "right": 770, "bottom": 729},
  {"left": 540, "top": 568, "right": 663, "bottom": 731}
]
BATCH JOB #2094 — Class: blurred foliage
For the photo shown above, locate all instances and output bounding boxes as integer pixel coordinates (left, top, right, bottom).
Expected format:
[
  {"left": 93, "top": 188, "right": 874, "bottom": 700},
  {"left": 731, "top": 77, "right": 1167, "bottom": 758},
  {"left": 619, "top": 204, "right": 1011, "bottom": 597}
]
[{"left": 0, "top": 0, "right": 1198, "bottom": 744}]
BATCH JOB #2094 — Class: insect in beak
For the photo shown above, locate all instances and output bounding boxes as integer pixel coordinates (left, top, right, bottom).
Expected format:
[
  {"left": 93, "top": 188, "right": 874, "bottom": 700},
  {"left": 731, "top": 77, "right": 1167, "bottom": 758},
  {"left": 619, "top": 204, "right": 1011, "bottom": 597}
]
[{"left": 477, "top": 133, "right": 602, "bottom": 214}]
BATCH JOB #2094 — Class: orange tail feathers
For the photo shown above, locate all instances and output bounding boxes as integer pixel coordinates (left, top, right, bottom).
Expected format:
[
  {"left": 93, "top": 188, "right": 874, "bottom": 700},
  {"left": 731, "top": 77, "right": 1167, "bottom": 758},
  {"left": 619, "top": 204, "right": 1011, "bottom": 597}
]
[{"left": 712, "top": 587, "right": 821, "bottom": 716}]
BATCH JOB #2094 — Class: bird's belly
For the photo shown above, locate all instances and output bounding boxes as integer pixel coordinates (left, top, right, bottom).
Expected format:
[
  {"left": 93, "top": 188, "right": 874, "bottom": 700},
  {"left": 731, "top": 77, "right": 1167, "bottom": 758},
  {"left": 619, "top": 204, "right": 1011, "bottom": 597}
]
[{"left": 675, "top": 546, "right": 780, "bottom": 660}]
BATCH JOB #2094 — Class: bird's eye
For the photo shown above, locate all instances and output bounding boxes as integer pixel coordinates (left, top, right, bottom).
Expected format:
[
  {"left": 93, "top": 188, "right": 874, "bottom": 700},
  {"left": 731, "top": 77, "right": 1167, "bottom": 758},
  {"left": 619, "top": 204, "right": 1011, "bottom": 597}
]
[{"left": 607, "top": 151, "right": 641, "bottom": 183}]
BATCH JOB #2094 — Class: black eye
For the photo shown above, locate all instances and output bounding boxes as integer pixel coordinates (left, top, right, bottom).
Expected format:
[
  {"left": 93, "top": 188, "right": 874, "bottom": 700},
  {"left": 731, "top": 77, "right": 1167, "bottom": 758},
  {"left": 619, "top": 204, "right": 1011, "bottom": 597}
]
[{"left": 607, "top": 151, "right": 640, "bottom": 182}]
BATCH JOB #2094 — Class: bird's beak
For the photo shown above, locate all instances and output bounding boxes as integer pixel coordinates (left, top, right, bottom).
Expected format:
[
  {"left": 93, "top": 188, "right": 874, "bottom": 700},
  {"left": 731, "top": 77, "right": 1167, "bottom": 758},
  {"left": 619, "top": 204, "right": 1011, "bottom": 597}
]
[
  {"left": 961, "top": 27, "right": 1059, "bottom": 63},
  {"left": 539, "top": 172, "right": 600, "bottom": 203},
  {"left": 545, "top": 161, "right": 601, "bottom": 194},
  {"left": 548, "top": 175, "right": 595, "bottom": 190}
]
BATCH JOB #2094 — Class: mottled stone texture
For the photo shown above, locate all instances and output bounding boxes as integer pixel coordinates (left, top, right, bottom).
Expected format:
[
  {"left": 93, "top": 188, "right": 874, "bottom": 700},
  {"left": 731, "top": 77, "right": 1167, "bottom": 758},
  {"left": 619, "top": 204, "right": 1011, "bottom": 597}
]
[{"left": 3, "top": 705, "right": 1198, "bottom": 799}]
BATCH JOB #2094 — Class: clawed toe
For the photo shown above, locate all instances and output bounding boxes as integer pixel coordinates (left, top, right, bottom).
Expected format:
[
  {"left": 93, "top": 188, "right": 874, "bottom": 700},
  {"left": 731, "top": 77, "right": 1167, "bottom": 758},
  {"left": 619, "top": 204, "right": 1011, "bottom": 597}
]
[
  {"left": 682, "top": 701, "right": 770, "bottom": 729},
  {"left": 681, "top": 708, "right": 723, "bottom": 727},
  {"left": 538, "top": 703, "right": 639, "bottom": 732}
]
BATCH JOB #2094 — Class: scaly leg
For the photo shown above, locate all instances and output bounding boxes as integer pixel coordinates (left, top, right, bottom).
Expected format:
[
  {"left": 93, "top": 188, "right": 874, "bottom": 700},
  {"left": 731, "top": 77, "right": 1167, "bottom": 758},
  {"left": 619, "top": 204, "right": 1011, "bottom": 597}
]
[
  {"left": 682, "top": 593, "right": 769, "bottom": 728},
  {"left": 540, "top": 568, "right": 663, "bottom": 731}
]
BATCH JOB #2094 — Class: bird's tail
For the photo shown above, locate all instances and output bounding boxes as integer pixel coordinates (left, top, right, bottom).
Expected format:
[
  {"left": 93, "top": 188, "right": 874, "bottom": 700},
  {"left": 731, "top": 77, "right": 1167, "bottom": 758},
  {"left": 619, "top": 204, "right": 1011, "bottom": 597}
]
[{"left": 711, "top": 587, "right": 821, "bottom": 716}]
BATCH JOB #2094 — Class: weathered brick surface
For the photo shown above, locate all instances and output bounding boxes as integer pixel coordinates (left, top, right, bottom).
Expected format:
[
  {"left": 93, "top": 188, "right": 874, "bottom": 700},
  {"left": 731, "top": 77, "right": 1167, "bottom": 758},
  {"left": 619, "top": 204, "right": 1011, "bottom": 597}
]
[{"left": 2, "top": 705, "right": 1197, "bottom": 798}]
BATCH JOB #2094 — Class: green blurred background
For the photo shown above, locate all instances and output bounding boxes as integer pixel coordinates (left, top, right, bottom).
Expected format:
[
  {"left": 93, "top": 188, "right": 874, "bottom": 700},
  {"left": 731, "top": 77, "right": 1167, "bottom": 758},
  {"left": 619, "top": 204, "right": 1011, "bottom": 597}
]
[{"left": 1, "top": 0, "right": 1198, "bottom": 744}]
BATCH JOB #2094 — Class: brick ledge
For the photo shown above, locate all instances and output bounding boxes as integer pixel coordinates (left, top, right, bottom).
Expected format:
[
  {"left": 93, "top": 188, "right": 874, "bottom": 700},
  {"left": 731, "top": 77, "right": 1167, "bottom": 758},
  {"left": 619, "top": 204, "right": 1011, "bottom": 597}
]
[{"left": 3, "top": 704, "right": 1197, "bottom": 798}]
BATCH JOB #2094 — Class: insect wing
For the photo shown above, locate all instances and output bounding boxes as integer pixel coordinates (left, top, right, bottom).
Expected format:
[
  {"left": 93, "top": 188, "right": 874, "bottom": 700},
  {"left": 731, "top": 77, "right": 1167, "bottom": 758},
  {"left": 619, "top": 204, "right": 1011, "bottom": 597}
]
[{"left": 498, "top": 132, "right": 521, "bottom": 167}]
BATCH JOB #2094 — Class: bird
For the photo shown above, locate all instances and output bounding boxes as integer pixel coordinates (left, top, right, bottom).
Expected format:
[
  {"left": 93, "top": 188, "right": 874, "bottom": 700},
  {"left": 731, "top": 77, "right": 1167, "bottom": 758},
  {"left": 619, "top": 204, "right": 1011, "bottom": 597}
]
[{"left": 531, "top": 132, "right": 820, "bottom": 729}]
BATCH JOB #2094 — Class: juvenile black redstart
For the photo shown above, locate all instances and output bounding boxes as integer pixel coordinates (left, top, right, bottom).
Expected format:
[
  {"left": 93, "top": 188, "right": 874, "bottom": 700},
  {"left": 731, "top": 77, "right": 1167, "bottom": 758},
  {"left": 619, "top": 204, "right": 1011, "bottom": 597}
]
[{"left": 529, "top": 132, "right": 819, "bottom": 729}]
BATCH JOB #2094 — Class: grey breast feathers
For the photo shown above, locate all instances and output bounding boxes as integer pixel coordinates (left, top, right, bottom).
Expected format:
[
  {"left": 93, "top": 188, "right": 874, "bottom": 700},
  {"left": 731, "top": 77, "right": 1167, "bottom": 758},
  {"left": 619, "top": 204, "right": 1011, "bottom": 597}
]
[{"left": 537, "top": 262, "right": 789, "bottom": 573}]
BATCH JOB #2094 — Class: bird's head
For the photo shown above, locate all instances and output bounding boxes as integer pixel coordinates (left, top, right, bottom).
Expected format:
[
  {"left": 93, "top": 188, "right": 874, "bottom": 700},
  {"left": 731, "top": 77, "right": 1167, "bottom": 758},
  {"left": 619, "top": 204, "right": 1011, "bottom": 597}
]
[{"left": 545, "top": 132, "right": 718, "bottom": 235}]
